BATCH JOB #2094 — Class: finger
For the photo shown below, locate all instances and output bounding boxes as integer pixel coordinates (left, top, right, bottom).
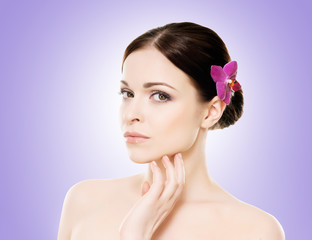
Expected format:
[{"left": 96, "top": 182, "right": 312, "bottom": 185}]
[
  {"left": 151, "top": 210, "right": 170, "bottom": 234},
  {"left": 162, "top": 153, "right": 185, "bottom": 203},
  {"left": 170, "top": 153, "right": 185, "bottom": 199},
  {"left": 159, "top": 155, "right": 179, "bottom": 202},
  {"left": 161, "top": 155, "right": 175, "bottom": 184},
  {"left": 147, "top": 161, "right": 165, "bottom": 199},
  {"left": 181, "top": 154, "right": 185, "bottom": 184},
  {"left": 141, "top": 181, "right": 150, "bottom": 196},
  {"left": 175, "top": 153, "right": 185, "bottom": 185}
]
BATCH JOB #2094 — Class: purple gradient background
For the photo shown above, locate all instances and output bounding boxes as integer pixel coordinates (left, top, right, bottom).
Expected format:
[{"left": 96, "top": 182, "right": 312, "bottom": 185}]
[{"left": 0, "top": 0, "right": 311, "bottom": 239}]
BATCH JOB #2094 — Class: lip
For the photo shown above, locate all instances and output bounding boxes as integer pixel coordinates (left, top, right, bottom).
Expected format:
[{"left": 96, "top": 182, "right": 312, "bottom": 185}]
[
  {"left": 124, "top": 131, "right": 149, "bottom": 138},
  {"left": 123, "top": 131, "right": 150, "bottom": 144}
]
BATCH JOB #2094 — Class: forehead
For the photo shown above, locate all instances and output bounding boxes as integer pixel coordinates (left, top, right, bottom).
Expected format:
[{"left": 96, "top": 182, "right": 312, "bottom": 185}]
[{"left": 122, "top": 47, "right": 194, "bottom": 90}]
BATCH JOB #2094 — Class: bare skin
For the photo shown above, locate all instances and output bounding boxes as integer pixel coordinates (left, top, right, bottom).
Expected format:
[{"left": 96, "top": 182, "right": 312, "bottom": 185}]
[
  {"left": 58, "top": 173, "right": 284, "bottom": 240},
  {"left": 57, "top": 47, "right": 285, "bottom": 239}
]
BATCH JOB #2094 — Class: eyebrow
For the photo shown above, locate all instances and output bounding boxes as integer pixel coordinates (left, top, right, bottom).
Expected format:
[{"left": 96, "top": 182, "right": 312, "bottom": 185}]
[{"left": 120, "top": 80, "right": 177, "bottom": 91}]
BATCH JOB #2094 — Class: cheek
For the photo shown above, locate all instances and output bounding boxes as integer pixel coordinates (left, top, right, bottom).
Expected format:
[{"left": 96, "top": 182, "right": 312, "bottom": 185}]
[
  {"left": 150, "top": 103, "right": 200, "bottom": 153},
  {"left": 121, "top": 100, "right": 202, "bottom": 163}
]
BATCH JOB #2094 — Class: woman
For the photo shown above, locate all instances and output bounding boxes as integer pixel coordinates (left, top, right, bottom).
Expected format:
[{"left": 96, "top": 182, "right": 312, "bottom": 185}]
[{"left": 57, "top": 22, "right": 285, "bottom": 240}]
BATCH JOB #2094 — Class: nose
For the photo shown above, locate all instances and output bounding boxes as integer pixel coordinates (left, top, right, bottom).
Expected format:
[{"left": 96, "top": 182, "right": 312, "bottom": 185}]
[{"left": 120, "top": 97, "right": 144, "bottom": 125}]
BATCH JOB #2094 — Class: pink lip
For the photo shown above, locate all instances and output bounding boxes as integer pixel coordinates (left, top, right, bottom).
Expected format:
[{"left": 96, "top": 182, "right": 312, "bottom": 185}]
[
  {"left": 124, "top": 131, "right": 150, "bottom": 144},
  {"left": 124, "top": 131, "right": 149, "bottom": 138}
]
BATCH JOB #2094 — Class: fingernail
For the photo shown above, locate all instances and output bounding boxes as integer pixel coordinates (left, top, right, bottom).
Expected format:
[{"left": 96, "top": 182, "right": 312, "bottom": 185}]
[
  {"left": 161, "top": 157, "right": 167, "bottom": 168},
  {"left": 178, "top": 153, "right": 184, "bottom": 165},
  {"left": 152, "top": 161, "right": 157, "bottom": 167},
  {"left": 151, "top": 161, "right": 156, "bottom": 171}
]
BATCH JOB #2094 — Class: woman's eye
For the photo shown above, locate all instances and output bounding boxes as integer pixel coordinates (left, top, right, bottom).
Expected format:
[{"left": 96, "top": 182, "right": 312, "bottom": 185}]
[
  {"left": 151, "top": 92, "right": 171, "bottom": 102},
  {"left": 119, "top": 90, "right": 134, "bottom": 98},
  {"left": 119, "top": 89, "right": 171, "bottom": 103}
]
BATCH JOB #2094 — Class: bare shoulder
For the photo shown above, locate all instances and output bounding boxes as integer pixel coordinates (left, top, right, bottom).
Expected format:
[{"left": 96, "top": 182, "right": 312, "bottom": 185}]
[
  {"left": 230, "top": 199, "right": 285, "bottom": 240},
  {"left": 57, "top": 174, "right": 142, "bottom": 240},
  {"left": 63, "top": 173, "right": 142, "bottom": 208}
]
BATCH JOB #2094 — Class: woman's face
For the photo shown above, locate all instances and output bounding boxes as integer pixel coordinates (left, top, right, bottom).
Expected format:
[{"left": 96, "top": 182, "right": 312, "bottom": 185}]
[{"left": 119, "top": 47, "right": 205, "bottom": 163}]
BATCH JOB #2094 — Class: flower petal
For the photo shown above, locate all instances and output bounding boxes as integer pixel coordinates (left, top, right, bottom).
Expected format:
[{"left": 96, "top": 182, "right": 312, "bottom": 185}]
[
  {"left": 211, "top": 65, "right": 226, "bottom": 83},
  {"left": 223, "top": 61, "right": 237, "bottom": 79},
  {"left": 216, "top": 81, "right": 226, "bottom": 100},
  {"left": 232, "top": 81, "right": 241, "bottom": 91},
  {"left": 223, "top": 85, "right": 231, "bottom": 105}
]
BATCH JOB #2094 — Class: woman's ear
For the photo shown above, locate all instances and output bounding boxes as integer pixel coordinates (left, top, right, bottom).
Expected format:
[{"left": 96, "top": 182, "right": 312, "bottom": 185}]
[{"left": 200, "top": 96, "right": 226, "bottom": 129}]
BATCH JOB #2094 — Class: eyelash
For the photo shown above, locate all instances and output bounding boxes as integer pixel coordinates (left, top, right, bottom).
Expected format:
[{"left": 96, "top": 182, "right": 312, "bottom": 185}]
[{"left": 118, "top": 88, "right": 172, "bottom": 103}]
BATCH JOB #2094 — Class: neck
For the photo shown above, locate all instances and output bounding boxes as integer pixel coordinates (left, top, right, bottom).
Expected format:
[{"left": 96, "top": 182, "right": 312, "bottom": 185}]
[{"left": 142, "top": 129, "right": 219, "bottom": 203}]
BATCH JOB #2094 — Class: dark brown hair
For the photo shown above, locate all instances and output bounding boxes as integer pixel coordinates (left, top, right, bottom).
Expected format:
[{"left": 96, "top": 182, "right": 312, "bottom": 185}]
[{"left": 121, "top": 22, "right": 244, "bottom": 129}]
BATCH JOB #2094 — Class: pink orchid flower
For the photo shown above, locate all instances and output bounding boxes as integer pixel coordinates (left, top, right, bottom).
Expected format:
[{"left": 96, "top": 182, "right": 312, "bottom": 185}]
[{"left": 210, "top": 60, "right": 241, "bottom": 105}]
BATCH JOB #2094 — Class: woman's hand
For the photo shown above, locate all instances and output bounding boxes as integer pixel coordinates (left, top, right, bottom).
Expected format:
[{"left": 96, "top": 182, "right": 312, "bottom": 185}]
[{"left": 119, "top": 153, "right": 185, "bottom": 240}]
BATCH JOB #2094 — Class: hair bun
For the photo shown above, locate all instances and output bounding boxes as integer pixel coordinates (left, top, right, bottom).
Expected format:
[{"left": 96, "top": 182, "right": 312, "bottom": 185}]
[{"left": 212, "top": 88, "right": 244, "bottom": 130}]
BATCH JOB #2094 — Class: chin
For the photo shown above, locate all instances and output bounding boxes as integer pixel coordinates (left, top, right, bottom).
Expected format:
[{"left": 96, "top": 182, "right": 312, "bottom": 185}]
[
  {"left": 127, "top": 151, "right": 160, "bottom": 164},
  {"left": 126, "top": 146, "right": 179, "bottom": 164}
]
